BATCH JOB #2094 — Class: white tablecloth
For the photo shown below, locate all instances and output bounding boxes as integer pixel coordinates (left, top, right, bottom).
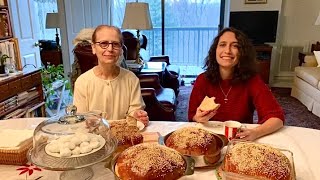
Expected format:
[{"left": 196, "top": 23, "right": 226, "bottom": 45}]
[{"left": 0, "top": 118, "right": 319, "bottom": 180}]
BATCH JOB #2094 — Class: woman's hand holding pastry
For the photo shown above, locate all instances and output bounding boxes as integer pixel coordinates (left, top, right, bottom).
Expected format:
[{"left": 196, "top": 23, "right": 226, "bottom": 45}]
[
  {"left": 193, "top": 108, "right": 217, "bottom": 123},
  {"left": 133, "top": 110, "right": 149, "bottom": 126},
  {"left": 193, "top": 96, "right": 220, "bottom": 122}
]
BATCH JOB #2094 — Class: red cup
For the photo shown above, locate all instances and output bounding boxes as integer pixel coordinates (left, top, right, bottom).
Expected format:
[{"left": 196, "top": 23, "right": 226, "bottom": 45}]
[{"left": 224, "top": 121, "right": 245, "bottom": 141}]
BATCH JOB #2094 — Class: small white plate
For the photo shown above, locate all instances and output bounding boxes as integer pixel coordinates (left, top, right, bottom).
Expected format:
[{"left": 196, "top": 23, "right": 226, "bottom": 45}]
[{"left": 136, "top": 121, "right": 145, "bottom": 132}]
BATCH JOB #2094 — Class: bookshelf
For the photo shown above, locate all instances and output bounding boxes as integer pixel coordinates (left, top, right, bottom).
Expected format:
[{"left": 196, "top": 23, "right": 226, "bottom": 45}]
[{"left": 0, "top": 69, "right": 45, "bottom": 119}]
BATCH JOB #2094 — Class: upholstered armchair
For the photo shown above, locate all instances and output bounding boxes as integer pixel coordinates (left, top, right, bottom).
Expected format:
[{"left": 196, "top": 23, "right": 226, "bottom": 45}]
[{"left": 137, "top": 73, "right": 177, "bottom": 121}]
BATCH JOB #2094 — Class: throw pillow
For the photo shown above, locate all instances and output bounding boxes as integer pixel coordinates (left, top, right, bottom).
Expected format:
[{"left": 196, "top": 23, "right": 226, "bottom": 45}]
[{"left": 314, "top": 51, "right": 320, "bottom": 67}]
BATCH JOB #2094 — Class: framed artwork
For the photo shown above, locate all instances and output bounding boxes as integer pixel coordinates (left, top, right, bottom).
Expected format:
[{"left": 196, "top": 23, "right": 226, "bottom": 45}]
[{"left": 245, "top": 0, "right": 267, "bottom": 4}]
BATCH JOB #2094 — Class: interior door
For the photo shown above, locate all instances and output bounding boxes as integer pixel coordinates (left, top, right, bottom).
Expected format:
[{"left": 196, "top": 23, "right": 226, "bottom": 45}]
[
  {"left": 9, "top": 0, "right": 42, "bottom": 72},
  {"left": 60, "top": 0, "right": 111, "bottom": 76}
]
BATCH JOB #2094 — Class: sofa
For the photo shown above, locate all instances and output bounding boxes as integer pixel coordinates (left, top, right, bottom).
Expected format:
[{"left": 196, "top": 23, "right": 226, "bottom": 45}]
[{"left": 291, "top": 52, "right": 320, "bottom": 118}]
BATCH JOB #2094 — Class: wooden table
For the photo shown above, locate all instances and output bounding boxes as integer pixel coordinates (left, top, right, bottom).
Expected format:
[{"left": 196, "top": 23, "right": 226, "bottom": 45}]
[
  {"left": 40, "top": 49, "right": 63, "bottom": 67},
  {"left": 0, "top": 119, "right": 318, "bottom": 179}
]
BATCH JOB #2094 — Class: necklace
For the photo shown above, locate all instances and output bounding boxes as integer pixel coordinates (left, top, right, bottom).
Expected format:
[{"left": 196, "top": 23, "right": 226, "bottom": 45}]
[{"left": 219, "top": 82, "right": 232, "bottom": 103}]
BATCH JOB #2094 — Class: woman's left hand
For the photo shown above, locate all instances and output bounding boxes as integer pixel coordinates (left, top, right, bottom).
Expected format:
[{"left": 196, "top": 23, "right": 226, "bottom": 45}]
[
  {"left": 133, "top": 110, "right": 149, "bottom": 126},
  {"left": 236, "top": 128, "right": 260, "bottom": 141}
]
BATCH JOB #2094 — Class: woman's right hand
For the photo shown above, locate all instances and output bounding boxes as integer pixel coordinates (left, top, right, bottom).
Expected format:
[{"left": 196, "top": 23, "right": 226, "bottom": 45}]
[{"left": 192, "top": 107, "right": 217, "bottom": 123}]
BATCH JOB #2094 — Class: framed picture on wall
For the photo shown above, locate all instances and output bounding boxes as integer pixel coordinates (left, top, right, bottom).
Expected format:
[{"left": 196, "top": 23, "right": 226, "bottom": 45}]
[{"left": 245, "top": 0, "right": 267, "bottom": 4}]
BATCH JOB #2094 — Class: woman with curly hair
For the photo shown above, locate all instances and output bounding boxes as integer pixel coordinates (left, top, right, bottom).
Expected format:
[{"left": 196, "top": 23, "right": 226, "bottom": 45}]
[{"left": 188, "top": 27, "right": 284, "bottom": 141}]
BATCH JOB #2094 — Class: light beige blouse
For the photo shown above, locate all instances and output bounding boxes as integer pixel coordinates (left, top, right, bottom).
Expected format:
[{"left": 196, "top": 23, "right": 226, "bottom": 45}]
[{"left": 73, "top": 67, "right": 145, "bottom": 120}]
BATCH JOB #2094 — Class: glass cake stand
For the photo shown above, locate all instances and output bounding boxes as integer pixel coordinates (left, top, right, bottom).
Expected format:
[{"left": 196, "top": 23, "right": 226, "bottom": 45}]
[
  {"left": 28, "top": 138, "right": 117, "bottom": 180},
  {"left": 27, "top": 105, "right": 118, "bottom": 180}
]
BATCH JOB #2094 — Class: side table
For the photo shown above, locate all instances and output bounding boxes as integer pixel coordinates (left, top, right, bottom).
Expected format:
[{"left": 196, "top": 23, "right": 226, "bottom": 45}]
[
  {"left": 298, "top": 52, "right": 313, "bottom": 66},
  {"left": 40, "top": 49, "right": 63, "bottom": 67}
]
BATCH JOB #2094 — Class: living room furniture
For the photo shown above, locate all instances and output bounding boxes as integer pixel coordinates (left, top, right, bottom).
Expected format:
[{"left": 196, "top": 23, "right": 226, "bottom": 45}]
[
  {"left": 44, "top": 79, "right": 68, "bottom": 117},
  {"left": 138, "top": 73, "right": 177, "bottom": 121},
  {"left": 121, "top": 2, "right": 153, "bottom": 64},
  {"left": 0, "top": 119, "right": 318, "bottom": 179},
  {"left": 255, "top": 45, "right": 272, "bottom": 84},
  {"left": 0, "top": 69, "right": 45, "bottom": 119},
  {"left": 123, "top": 31, "right": 181, "bottom": 95},
  {"left": 138, "top": 61, "right": 166, "bottom": 83},
  {"left": 298, "top": 52, "right": 314, "bottom": 66},
  {"left": 148, "top": 55, "right": 181, "bottom": 95},
  {"left": 40, "top": 49, "right": 62, "bottom": 67},
  {"left": 291, "top": 42, "right": 320, "bottom": 118}
]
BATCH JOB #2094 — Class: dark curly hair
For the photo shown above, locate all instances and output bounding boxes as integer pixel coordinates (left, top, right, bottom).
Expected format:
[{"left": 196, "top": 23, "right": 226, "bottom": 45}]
[{"left": 204, "top": 27, "right": 257, "bottom": 85}]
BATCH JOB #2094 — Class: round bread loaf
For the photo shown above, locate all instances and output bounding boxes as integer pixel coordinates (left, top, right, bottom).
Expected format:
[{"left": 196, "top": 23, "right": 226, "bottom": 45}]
[
  {"left": 108, "top": 120, "right": 143, "bottom": 153},
  {"left": 116, "top": 143, "right": 186, "bottom": 180},
  {"left": 223, "top": 142, "right": 292, "bottom": 180},
  {"left": 165, "top": 127, "right": 220, "bottom": 156}
]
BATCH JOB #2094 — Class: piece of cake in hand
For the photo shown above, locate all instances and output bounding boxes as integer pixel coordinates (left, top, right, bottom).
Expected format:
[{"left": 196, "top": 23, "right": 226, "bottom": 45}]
[{"left": 199, "top": 96, "right": 220, "bottom": 111}]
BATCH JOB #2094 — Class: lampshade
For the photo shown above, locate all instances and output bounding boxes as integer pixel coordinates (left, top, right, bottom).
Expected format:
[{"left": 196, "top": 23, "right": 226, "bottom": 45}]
[
  {"left": 122, "top": 2, "right": 153, "bottom": 30},
  {"left": 315, "top": 11, "right": 320, "bottom": 25},
  {"left": 46, "top": 13, "right": 59, "bottom": 29}
]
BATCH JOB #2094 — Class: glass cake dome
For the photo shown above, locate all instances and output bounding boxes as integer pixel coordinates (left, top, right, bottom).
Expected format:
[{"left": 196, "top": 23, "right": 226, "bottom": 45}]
[{"left": 28, "top": 105, "right": 117, "bottom": 180}]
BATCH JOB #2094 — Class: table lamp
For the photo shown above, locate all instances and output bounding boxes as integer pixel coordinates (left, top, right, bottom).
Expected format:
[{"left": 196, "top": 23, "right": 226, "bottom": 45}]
[
  {"left": 46, "top": 12, "right": 60, "bottom": 50},
  {"left": 122, "top": 2, "right": 153, "bottom": 64}
]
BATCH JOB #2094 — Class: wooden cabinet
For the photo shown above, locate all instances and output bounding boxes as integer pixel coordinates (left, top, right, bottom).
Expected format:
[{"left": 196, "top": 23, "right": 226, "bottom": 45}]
[
  {"left": 255, "top": 45, "right": 272, "bottom": 84},
  {"left": 40, "top": 49, "right": 62, "bottom": 67},
  {"left": 0, "top": 69, "right": 45, "bottom": 119}
]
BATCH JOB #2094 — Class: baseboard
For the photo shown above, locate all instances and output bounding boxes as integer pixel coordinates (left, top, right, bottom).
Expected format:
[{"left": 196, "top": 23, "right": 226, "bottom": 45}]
[{"left": 270, "top": 81, "right": 293, "bottom": 88}]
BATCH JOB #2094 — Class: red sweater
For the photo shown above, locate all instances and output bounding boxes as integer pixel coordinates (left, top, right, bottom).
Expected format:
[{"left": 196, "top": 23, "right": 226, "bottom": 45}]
[{"left": 188, "top": 73, "right": 285, "bottom": 124}]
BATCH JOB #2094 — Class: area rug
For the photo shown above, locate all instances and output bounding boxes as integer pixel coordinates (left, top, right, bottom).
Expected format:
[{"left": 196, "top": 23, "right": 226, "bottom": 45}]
[{"left": 176, "top": 86, "right": 320, "bottom": 130}]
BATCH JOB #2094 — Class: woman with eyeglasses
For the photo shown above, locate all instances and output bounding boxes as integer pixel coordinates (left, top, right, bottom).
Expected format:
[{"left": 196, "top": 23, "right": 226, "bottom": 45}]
[{"left": 73, "top": 25, "right": 149, "bottom": 126}]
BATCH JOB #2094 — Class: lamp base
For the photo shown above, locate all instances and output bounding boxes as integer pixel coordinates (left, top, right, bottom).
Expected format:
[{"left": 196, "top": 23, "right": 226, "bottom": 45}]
[{"left": 55, "top": 28, "right": 60, "bottom": 50}]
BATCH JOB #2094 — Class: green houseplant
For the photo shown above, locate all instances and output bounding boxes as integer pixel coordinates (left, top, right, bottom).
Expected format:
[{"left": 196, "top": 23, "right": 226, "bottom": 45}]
[
  {"left": 0, "top": 54, "right": 10, "bottom": 74},
  {"left": 41, "top": 64, "right": 71, "bottom": 109}
]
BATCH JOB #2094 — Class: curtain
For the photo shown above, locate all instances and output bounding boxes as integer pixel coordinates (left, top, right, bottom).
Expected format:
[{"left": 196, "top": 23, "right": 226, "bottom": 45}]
[{"left": 33, "top": 0, "right": 58, "bottom": 40}]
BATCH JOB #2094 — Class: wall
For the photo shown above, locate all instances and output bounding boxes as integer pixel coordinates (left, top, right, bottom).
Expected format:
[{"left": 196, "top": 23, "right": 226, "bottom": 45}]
[
  {"left": 230, "top": 0, "right": 282, "bottom": 12},
  {"left": 228, "top": 0, "right": 320, "bottom": 87}
]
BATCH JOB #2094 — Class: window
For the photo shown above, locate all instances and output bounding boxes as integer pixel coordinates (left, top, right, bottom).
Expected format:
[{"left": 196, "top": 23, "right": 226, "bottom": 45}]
[
  {"left": 33, "top": 0, "right": 58, "bottom": 40},
  {"left": 112, "top": 0, "right": 223, "bottom": 68}
]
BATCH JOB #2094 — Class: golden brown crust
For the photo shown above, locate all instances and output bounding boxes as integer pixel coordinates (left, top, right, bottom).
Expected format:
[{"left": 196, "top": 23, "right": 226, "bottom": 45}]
[
  {"left": 165, "top": 127, "right": 219, "bottom": 156},
  {"left": 109, "top": 120, "right": 143, "bottom": 148},
  {"left": 116, "top": 143, "right": 186, "bottom": 180},
  {"left": 223, "top": 143, "right": 292, "bottom": 180}
]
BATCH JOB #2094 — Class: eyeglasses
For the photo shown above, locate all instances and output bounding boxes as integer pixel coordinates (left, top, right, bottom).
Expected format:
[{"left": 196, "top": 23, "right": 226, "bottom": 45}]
[{"left": 94, "top": 41, "right": 122, "bottom": 50}]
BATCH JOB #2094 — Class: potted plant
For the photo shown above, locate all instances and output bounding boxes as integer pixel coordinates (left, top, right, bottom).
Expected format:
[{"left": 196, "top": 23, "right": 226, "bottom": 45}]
[
  {"left": 41, "top": 64, "right": 71, "bottom": 109},
  {"left": 0, "top": 54, "right": 10, "bottom": 74}
]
